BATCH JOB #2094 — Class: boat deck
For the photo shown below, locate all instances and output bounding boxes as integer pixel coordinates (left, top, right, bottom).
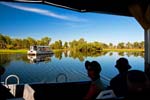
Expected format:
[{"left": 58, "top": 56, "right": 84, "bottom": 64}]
[{"left": 1, "top": 81, "right": 91, "bottom": 100}]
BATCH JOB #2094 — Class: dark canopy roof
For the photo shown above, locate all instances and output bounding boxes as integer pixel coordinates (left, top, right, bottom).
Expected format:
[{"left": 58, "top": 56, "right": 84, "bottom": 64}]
[{"left": 2, "top": 0, "right": 150, "bottom": 17}]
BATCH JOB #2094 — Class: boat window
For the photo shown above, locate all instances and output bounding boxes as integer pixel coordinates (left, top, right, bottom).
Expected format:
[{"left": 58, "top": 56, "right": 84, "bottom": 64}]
[{"left": 33, "top": 46, "right": 37, "bottom": 50}]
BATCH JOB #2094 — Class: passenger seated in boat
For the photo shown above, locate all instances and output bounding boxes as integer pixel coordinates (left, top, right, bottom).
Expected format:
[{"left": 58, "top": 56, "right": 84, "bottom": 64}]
[
  {"left": 109, "top": 57, "right": 131, "bottom": 97},
  {"left": 83, "top": 60, "right": 104, "bottom": 100},
  {"left": 127, "top": 70, "right": 150, "bottom": 99}
]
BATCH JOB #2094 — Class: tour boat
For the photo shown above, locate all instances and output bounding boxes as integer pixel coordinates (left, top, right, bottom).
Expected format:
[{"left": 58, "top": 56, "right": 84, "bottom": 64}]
[{"left": 27, "top": 46, "right": 53, "bottom": 55}]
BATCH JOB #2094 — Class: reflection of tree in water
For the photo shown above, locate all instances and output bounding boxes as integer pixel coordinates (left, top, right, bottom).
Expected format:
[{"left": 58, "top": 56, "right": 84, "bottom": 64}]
[
  {"left": 0, "top": 51, "right": 144, "bottom": 66},
  {"left": 16, "top": 54, "right": 29, "bottom": 63},
  {"left": 64, "top": 50, "right": 68, "bottom": 57},
  {"left": 139, "top": 52, "right": 144, "bottom": 58},
  {"left": 0, "top": 54, "right": 11, "bottom": 67},
  {"left": 54, "top": 50, "right": 108, "bottom": 61},
  {"left": 116, "top": 51, "right": 144, "bottom": 58},
  {"left": 132, "top": 52, "right": 144, "bottom": 57},
  {"left": 69, "top": 50, "right": 108, "bottom": 62},
  {"left": 54, "top": 50, "right": 144, "bottom": 61},
  {"left": 126, "top": 52, "right": 131, "bottom": 57},
  {"left": 10, "top": 54, "right": 29, "bottom": 63},
  {"left": 86, "top": 51, "right": 108, "bottom": 57},
  {"left": 118, "top": 52, "right": 124, "bottom": 56},
  {"left": 22, "top": 55, "right": 30, "bottom": 63},
  {"left": 0, "top": 54, "right": 29, "bottom": 66},
  {"left": 69, "top": 50, "right": 85, "bottom": 62},
  {"left": 109, "top": 52, "right": 113, "bottom": 56},
  {"left": 54, "top": 51, "right": 62, "bottom": 60}
]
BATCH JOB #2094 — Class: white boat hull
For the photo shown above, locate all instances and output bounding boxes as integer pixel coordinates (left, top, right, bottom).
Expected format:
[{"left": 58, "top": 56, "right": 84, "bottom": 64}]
[
  {"left": 27, "top": 45, "right": 54, "bottom": 55},
  {"left": 27, "top": 50, "right": 53, "bottom": 55}
]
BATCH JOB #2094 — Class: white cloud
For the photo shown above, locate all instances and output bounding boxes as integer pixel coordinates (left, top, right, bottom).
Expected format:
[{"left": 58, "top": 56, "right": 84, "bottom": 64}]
[{"left": 0, "top": 2, "right": 86, "bottom": 22}]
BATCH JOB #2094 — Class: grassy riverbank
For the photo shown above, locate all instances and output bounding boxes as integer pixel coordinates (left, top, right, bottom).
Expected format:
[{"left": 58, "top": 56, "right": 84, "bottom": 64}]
[
  {"left": 103, "top": 49, "right": 144, "bottom": 52},
  {"left": 0, "top": 49, "right": 28, "bottom": 54},
  {"left": 0, "top": 48, "right": 144, "bottom": 54},
  {"left": 0, "top": 49, "right": 65, "bottom": 54}
]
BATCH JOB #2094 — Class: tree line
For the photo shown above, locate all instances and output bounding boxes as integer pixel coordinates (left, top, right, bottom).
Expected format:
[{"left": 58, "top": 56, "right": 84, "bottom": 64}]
[
  {"left": 50, "top": 38, "right": 144, "bottom": 51},
  {"left": 0, "top": 33, "right": 144, "bottom": 51},
  {"left": 0, "top": 34, "right": 51, "bottom": 49}
]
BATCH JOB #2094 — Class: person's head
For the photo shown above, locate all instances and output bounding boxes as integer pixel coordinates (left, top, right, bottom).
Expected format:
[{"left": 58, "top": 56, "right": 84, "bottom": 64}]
[
  {"left": 127, "top": 70, "right": 150, "bottom": 97},
  {"left": 85, "top": 60, "right": 101, "bottom": 80},
  {"left": 115, "top": 58, "right": 131, "bottom": 73}
]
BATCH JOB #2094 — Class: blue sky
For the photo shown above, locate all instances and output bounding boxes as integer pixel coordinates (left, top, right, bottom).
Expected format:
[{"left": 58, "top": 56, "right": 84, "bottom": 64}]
[{"left": 0, "top": 2, "right": 144, "bottom": 45}]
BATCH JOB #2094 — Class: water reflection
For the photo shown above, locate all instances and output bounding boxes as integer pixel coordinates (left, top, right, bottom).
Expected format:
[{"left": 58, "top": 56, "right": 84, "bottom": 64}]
[
  {"left": 53, "top": 50, "right": 109, "bottom": 61},
  {"left": 115, "top": 52, "right": 144, "bottom": 58},
  {"left": 0, "top": 54, "right": 11, "bottom": 67},
  {"left": 27, "top": 54, "right": 53, "bottom": 64},
  {"left": 54, "top": 51, "right": 63, "bottom": 60},
  {"left": 0, "top": 51, "right": 144, "bottom": 85},
  {"left": 62, "top": 50, "right": 143, "bottom": 61},
  {"left": 0, "top": 51, "right": 145, "bottom": 66},
  {"left": 0, "top": 54, "right": 28, "bottom": 66}
]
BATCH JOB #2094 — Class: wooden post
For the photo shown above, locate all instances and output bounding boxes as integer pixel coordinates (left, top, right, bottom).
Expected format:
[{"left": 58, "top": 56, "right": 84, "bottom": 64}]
[{"left": 145, "top": 29, "right": 150, "bottom": 78}]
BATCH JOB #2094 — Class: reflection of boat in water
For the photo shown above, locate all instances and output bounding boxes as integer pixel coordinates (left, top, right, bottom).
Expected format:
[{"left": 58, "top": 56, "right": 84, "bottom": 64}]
[
  {"left": 27, "top": 46, "right": 53, "bottom": 55},
  {"left": 27, "top": 54, "right": 53, "bottom": 63}
]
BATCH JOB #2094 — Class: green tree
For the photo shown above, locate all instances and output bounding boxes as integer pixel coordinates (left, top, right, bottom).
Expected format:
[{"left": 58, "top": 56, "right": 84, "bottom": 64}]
[
  {"left": 50, "top": 40, "right": 62, "bottom": 49},
  {"left": 133, "top": 42, "right": 139, "bottom": 49},
  {"left": 12, "top": 38, "right": 23, "bottom": 49},
  {"left": 109, "top": 43, "right": 113, "bottom": 49},
  {"left": 27, "top": 37, "right": 36, "bottom": 46},
  {"left": 64, "top": 42, "right": 68, "bottom": 49},
  {"left": 5, "top": 35, "right": 11, "bottom": 45},
  {"left": 69, "top": 40, "right": 78, "bottom": 50},
  {"left": 22, "top": 39, "right": 30, "bottom": 49},
  {"left": 139, "top": 41, "right": 144, "bottom": 49},
  {"left": 40, "top": 37, "right": 51, "bottom": 45},
  {"left": 117, "top": 42, "right": 125, "bottom": 49},
  {"left": 126, "top": 42, "right": 132, "bottom": 49},
  {"left": 0, "top": 34, "right": 6, "bottom": 49}
]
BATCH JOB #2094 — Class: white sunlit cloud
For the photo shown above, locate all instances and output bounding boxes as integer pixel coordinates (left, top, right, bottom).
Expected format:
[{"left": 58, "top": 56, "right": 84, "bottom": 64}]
[{"left": 0, "top": 2, "right": 86, "bottom": 22}]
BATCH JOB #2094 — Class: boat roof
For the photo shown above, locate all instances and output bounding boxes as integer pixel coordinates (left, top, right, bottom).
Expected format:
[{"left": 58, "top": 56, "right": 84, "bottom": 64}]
[
  {"left": 31, "top": 46, "right": 50, "bottom": 47},
  {"left": 2, "top": 0, "right": 150, "bottom": 17}
]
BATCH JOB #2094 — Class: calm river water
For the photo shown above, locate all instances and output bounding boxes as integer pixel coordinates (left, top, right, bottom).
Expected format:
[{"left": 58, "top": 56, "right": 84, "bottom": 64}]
[{"left": 0, "top": 51, "right": 144, "bottom": 87}]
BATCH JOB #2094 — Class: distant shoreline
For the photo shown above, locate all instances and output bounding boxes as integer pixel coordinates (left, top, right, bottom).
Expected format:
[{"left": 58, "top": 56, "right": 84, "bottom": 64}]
[
  {"left": 0, "top": 49, "right": 144, "bottom": 54},
  {"left": 103, "top": 49, "right": 144, "bottom": 52},
  {"left": 0, "top": 49, "right": 27, "bottom": 54}
]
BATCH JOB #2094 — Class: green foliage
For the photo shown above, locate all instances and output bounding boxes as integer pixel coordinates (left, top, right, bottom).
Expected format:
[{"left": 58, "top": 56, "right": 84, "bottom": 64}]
[
  {"left": 0, "top": 33, "right": 144, "bottom": 51},
  {"left": 39, "top": 37, "right": 51, "bottom": 45},
  {"left": 50, "top": 40, "right": 62, "bottom": 49},
  {"left": 0, "top": 34, "right": 51, "bottom": 49},
  {"left": 63, "top": 42, "right": 68, "bottom": 49}
]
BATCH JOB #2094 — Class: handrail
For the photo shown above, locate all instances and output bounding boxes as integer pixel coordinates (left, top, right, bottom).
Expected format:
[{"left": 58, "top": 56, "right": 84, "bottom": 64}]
[
  {"left": 56, "top": 73, "right": 67, "bottom": 83},
  {"left": 5, "top": 74, "right": 20, "bottom": 85}
]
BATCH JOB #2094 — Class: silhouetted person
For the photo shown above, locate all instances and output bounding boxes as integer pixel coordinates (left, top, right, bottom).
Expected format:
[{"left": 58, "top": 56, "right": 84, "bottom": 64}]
[
  {"left": 126, "top": 70, "right": 150, "bottom": 99},
  {"left": 109, "top": 57, "right": 131, "bottom": 97},
  {"left": 83, "top": 60, "right": 104, "bottom": 100},
  {"left": 0, "top": 66, "right": 14, "bottom": 100}
]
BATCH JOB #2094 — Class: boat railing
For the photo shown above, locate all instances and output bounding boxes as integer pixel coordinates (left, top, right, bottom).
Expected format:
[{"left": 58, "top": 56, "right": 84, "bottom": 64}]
[
  {"left": 2, "top": 74, "right": 20, "bottom": 97},
  {"left": 56, "top": 73, "right": 68, "bottom": 83},
  {"left": 5, "top": 74, "right": 20, "bottom": 85}
]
